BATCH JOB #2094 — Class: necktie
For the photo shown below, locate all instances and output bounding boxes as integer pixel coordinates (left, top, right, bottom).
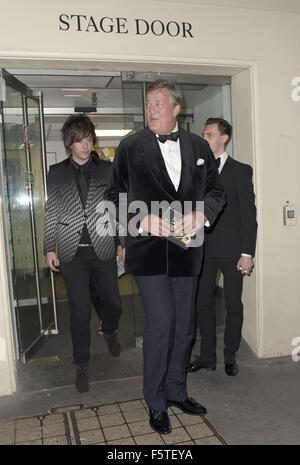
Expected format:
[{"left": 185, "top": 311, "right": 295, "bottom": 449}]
[
  {"left": 77, "top": 165, "right": 92, "bottom": 244},
  {"left": 77, "top": 166, "right": 89, "bottom": 207},
  {"left": 216, "top": 157, "right": 221, "bottom": 169},
  {"left": 157, "top": 131, "right": 180, "bottom": 143}
]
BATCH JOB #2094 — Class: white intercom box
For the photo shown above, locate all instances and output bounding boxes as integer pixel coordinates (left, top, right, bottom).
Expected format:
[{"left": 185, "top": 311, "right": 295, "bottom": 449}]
[{"left": 283, "top": 203, "right": 296, "bottom": 226}]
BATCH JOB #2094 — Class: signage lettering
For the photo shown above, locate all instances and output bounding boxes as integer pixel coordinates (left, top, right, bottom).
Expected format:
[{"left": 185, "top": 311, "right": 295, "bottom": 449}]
[{"left": 59, "top": 14, "right": 194, "bottom": 38}]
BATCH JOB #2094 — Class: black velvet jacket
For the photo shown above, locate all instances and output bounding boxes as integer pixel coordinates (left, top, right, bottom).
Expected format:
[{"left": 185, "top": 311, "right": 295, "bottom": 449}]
[{"left": 105, "top": 126, "right": 225, "bottom": 276}]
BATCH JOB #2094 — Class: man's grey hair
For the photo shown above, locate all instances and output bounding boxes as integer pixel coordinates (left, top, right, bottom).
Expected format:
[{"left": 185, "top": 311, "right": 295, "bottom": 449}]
[{"left": 146, "top": 79, "right": 183, "bottom": 107}]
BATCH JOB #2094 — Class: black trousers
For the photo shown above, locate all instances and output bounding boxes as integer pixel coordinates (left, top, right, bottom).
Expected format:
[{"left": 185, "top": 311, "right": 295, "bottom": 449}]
[
  {"left": 135, "top": 274, "right": 198, "bottom": 411},
  {"left": 90, "top": 277, "right": 103, "bottom": 321},
  {"left": 60, "top": 247, "right": 121, "bottom": 367},
  {"left": 196, "top": 256, "right": 244, "bottom": 364}
]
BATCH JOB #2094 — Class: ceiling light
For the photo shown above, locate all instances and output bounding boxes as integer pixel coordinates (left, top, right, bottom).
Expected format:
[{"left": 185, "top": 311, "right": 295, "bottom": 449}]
[
  {"left": 64, "top": 94, "right": 82, "bottom": 97},
  {"left": 95, "top": 129, "right": 131, "bottom": 137},
  {"left": 61, "top": 88, "right": 89, "bottom": 91}
]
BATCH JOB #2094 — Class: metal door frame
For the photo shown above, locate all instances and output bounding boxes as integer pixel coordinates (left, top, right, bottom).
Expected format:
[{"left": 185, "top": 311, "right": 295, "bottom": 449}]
[{"left": 0, "top": 69, "right": 58, "bottom": 361}]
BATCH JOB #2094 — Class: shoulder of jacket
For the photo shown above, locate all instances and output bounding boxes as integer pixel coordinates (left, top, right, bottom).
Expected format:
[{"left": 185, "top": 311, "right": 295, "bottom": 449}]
[
  {"left": 188, "top": 131, "right": 211, "bottom": 149},
  {"left": 117, "top": 131, "right": 145, "bottom": 156},
  {"left": 97, "top": 158, "right": 112, "bottom": 169},
  {"left": 49, "top": 157, "right": 69, "bottom": 171},
  {"left": 231, "top": 157, "right": 253, "bottom": 172},
  {"left": 122, "top": 129, "right": 144, "bottom": 145}
]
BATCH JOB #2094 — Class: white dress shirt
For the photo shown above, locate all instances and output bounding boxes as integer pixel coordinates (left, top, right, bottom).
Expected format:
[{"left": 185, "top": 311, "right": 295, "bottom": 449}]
[
  {"left": 216, "top": 151, "right": 228, "bottom": 174},
  {"left": 157, "top": 124, "right": 210, "bottom": 227},
  {"left": 157, "top": 123, "right": 181, "bottom": 191}
]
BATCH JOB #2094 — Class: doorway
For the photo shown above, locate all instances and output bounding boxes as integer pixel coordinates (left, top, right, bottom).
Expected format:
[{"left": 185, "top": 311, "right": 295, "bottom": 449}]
[{"left": 0, "top": 68, "right": 231, "bottom": 391}]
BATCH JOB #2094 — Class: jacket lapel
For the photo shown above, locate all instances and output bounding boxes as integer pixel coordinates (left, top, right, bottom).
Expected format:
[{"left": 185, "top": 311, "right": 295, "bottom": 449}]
[
  {"left": 64, "top": 157, "right": 82, "bottom": 208},
  {"left": 220, "top": 155, "right": 234, "bottom": 180},
  {"left": 176, "top": 126, "right": 194, "bottom": 199},
  {"left": 85, "top": 157, "right": 108, "bottom": 209}
]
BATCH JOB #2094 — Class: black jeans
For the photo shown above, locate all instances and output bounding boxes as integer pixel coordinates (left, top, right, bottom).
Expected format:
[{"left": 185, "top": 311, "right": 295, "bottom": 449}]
[{"left": 60, "top": 247, "right": 121, "bottom": 367}]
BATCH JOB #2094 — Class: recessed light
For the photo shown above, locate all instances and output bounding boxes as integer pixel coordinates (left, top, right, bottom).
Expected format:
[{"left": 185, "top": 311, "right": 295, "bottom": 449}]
[
  {"left": 95, "top": 129, "right": 131, "bottom": 137},
  {"left": 61, "top": 88, "right": 89, "bottom": 91}
]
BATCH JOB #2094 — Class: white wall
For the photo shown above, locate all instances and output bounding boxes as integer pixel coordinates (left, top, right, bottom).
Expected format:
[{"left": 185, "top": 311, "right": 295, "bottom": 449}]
[
  {"left": 46, "top": 141, "right": 67, "bottom": 165},
  {"left": 189, "top": 87, "right": 223, "bottom": 136},
  {"left": 45, "top": 140, "right": 121, "bottom": 166}
]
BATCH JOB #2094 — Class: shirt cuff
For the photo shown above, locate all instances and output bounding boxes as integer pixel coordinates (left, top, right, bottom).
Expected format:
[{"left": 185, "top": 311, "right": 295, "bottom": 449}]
[{"left": 241, "top": 253, "right": 252, "bottom": 257}]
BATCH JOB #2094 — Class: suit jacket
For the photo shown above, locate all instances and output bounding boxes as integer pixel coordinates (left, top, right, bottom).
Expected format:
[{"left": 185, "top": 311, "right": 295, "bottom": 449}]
[
  {"left": 43, "top": 154, "right": 118, "bottom": 263},
  {"left": 205, "top": 155, "right": 257, "bottom": 258},
  {"left": 105, "top": 126, "right": 225, "bottom": 276}
]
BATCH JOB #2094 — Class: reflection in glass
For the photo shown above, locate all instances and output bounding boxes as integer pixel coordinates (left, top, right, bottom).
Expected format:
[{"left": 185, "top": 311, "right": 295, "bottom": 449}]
[
  {"left": 27, "top": 98, "right": 54, "bottom": 331},
  {"left": 2, "top": 87, "right": 54, "bottom": 356}
]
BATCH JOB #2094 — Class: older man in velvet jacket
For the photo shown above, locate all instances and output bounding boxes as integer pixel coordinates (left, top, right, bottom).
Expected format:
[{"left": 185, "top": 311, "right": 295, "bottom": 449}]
[{"left": 106, "top": 80, "right": 225, "bottom": 435}]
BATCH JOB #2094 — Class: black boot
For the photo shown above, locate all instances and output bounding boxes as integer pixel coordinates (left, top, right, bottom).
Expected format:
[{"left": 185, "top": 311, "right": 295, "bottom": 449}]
[
  {"left": 103, "top": 332, "right": 121, "bottom": 357},
  {"left": 75, "top": 366, "right": 89, "bottom": 393}
]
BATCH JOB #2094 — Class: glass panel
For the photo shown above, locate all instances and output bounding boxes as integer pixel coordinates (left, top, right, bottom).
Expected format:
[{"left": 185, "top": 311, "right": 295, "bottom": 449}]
[
  {"left": 0, "top": 91, "right": 19, "bottom": 356},
  {"left": 122, "top": 82, "right": 145, "bottom": 134},
  {"left": 121, "top": 81, "right": 146, "bottom": 344},
  {"left": 2, "top": 85, "right": 41, "bottom": 354},
  {"left": 26, "top": 97, "right": 54, "bottom": 331},
  {"left": 181, "top": 83, "right": 233, "bottom": 154}
]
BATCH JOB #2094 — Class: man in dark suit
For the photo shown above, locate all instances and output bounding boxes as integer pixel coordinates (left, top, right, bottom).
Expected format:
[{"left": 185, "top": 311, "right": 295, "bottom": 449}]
[
  {"left": 105, "top": 81, "right": 225, "bottom": 434},
  {"left": 188, "top": 118, "right": 257, "bottom": 377},
  {"left": 43, "top": 114, "right": 122, "bottom": 393}
]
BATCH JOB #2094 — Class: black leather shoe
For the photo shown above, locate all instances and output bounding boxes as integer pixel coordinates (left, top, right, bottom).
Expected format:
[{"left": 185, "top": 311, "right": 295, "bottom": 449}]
[
  {"left": 75, "top": 366, "right": 89, "bottom": 393},
  {"left": 225, "top": 363, "right": 239, "bottom": 376},
  {"left": 168, "top": 397, "right": 207, "bottom": 416},
  {"left": 149, "top": 409, "right": 171, "bottom": 434},
  {"left": 103, "top": 332, "right": 121, "bottom": 357},
  {"left": 187, "top": 358, "right": 216, "bottom": 373}
]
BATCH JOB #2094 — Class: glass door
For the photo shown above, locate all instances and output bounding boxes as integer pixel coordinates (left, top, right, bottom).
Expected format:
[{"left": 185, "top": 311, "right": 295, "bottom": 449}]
[
  {"left": 1, "top": 70, "right": 58, "bottom": 361},
  {"left": 25, "top": 96, "right": 57, "bottom": 333},
  {"left": 118, "top": 78, "right": 145, "bottom": 346}
]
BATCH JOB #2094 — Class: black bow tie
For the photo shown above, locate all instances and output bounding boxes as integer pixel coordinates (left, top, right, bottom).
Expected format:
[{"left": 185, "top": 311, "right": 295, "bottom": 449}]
[
  {"left": 216, "top": 157, "right": 221, "bottom": 168},
  {"left": 157, "top": 131, "right": 180, "bottom": 143}
]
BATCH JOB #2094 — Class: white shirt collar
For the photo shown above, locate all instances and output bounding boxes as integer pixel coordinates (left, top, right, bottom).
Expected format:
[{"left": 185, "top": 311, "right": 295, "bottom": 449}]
[{"left": 216, "top": 151, "right": 228, "bottom": 173}]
